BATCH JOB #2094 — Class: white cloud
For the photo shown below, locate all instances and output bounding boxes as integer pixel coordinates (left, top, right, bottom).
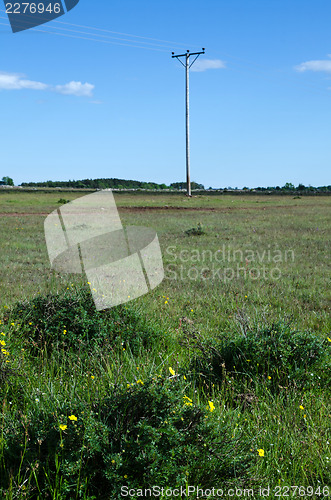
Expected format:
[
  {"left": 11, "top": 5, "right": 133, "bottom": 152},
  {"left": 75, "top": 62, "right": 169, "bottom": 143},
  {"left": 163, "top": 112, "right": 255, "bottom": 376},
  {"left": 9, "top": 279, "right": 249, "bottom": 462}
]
[
  {"left": 295, "top": 56, "right": 331, "bottom": 74},
  {"left": 0, "top": 72, "right": 48, "bottom": 90},
  {"left": 0, "top": 71, "right": 94, "bottom": 97},
  {"left": 55, "top": 81, "right": 95, "bottom": 97},
  {"left": 191, "top": 59, "right": 226, "bottom": 72}
]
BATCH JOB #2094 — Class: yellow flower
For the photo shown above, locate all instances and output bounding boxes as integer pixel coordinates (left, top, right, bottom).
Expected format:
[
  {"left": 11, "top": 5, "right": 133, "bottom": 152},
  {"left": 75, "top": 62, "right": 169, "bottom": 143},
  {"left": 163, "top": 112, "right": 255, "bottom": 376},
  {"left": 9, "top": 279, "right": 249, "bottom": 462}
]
[
  {"left": 268, "top": 376, "right": 271, "bottom": 380},
  {"left": 124, "top": 474, "right": 128, "bottom": 479},
  {"left": 59, "top": 424, "right": 67, "bottom": 431},
  {"left": 183, "top": 395, "right": 192, "bottom": 402},
  {"left": 91, "top": 375, "right": 95, "bottom": 379},
  {"left": 164, "top": 300, "right": 168, "bottom": 304},
  {"left": 183, "top": 375, "right": 187, "bottom": 380},
  {"left": 0, "top": 340, "right": 6, "bottom": 346},
  {"left": 327, "top": 337, "right": 331, "bottom": 342},
  {"left": 111, "top": 460, "right": 115, "bottom": 464},
  {"left": 208, "top": 401, "right": 215, "bottom": 412},
  {"left": 0, "top": 332, "right": 5, "bottom": 336},
  {"left": 299, "top": 405, "right": 304, "bottom": 410},
  {"left": 69, "top": 415, "right": 77, "bottom": 421},
  {"left": 1, "top": 349, "right": 9, "bottom": 355},
  {"left": 257, "top": 449, "right": 265, "bottom": 457},
  {"left": 136, "top": 379, "right": 144, "bottom": 385},
  {"left": 184, "top": 402, "right": 193, "bottom": 406},
  {"left": 63, "top": 330, "right": 67, "bottom": 335},
  {"left": 169, "top": 367, "right": 175, "bottom": 376},
  {"left": 127, "top": 383, "right": 131, "bottom": 388}
]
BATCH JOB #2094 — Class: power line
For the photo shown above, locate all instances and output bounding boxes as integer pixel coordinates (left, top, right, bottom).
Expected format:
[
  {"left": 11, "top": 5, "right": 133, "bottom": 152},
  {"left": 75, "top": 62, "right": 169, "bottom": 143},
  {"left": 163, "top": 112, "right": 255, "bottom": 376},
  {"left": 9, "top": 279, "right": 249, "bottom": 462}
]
[{"left": 0, "top": 8, "right": 202, "bottom": 51}]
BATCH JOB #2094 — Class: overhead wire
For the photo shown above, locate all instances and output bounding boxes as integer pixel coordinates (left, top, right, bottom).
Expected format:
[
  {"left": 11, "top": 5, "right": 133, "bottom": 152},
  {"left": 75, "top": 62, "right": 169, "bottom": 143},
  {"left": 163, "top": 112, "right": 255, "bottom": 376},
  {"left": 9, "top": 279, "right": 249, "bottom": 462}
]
[
  {"left": 0, "top": 7, "right": 202, "bottom": 51},
  {"left": 0, "top": 9, "right": 330, "bottom": 96}
]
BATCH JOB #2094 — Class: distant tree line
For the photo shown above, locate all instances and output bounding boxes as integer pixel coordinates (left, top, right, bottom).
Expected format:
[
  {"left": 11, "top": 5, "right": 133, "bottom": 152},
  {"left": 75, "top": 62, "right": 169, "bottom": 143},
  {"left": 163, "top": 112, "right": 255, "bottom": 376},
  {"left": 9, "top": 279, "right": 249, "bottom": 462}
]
[
  {"left": 20, "top": 178, "right": 205, "bottom": 190},
  {"left": 17, "top": 178, "right": 331, "bottom": 193}
]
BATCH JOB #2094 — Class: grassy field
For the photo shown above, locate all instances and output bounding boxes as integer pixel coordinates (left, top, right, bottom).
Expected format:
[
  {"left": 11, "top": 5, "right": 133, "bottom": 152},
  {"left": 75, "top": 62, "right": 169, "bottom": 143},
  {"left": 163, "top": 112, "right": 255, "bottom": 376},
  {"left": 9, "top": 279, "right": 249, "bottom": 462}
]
[{"left": 0, "top": 190, "right": 330, "bottom": 499}]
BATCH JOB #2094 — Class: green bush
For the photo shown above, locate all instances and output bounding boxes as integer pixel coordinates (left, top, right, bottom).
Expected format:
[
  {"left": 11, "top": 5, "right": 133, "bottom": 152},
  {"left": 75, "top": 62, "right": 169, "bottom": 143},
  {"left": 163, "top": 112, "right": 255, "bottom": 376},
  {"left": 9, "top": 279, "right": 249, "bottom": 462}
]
[
  {"left": 0, "top": 378, "right": 251, "bottom": 498},
  {"left": 188, "top": 322, "right": 330, "bottom": 392},
  {"left": 9, "top": 287, "right": 163, "bottom": 355},
  {"left": 185, "top": 222, "right": 205, "bottom": 236}
]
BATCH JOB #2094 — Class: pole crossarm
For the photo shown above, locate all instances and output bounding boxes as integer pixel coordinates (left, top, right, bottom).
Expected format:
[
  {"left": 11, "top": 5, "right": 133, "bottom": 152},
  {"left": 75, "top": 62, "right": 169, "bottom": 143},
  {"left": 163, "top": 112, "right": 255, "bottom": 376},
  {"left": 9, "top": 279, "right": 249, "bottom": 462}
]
[
  {"left": 171, "top": 48, "right": 205, "bottom": 197},
  {"left": 171, "top": 50, "right": 205, "bottom": 58}
]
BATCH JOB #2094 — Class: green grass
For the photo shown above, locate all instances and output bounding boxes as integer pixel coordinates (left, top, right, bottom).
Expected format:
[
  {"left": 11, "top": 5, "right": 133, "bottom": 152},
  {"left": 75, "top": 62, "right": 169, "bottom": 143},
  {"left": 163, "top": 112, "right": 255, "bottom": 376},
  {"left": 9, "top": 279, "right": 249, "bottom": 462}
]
[{"left": 0, "top": 191, "right": 330, "bottom": 499}]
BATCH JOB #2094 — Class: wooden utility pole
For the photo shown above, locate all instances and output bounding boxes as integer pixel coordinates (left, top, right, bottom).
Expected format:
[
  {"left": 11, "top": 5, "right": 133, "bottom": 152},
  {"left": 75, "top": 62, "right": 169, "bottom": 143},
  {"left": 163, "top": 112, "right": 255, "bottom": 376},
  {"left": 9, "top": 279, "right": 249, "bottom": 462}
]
[{"left": 172, "top": 48, "right": 205, "bottom": 196}]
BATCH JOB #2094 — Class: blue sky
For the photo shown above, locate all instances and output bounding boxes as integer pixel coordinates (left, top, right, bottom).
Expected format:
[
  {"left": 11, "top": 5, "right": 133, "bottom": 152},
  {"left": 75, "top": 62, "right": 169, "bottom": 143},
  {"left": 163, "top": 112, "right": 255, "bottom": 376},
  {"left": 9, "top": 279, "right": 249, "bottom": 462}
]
[{"left": 1, "top": 0, "right": 331, "bottom": 188}]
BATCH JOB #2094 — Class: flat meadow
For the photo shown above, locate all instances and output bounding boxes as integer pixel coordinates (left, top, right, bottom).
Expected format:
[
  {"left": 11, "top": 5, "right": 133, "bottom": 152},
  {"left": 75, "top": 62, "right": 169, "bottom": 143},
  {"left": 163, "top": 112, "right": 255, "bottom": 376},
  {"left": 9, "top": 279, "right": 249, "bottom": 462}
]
[{"left": 0, "top": 190, "right": 330, "bottom": 499}]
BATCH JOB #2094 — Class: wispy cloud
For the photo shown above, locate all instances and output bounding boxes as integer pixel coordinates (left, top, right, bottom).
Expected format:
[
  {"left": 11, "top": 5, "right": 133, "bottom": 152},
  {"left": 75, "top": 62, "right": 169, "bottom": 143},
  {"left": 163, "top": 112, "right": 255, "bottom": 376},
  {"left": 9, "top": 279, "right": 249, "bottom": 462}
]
[
  {"left": 0, "top": 72, "right": 48, "bottom": 90},
  {"left": 191, "top": 59, "right": 226, "bottom": 72},
  {"left": 295, "top": 56, "right": 331, "bottom": 74},
  {"left": 0, "top": 71, "right": 94, "bottom": 97},
  {"left": 55, "top": 81, "right": 94, "bottom": 97}
]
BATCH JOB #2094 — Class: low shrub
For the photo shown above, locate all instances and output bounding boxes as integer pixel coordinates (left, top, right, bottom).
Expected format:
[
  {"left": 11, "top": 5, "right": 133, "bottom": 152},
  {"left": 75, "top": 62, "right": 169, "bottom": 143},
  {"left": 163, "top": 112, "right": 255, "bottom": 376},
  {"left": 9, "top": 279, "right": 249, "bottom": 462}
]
[
  {"left": 8, "top": 287, "right": 163, "bottom": 355},
  {"left": 187, "top": 322, "right": 330, "bottom": 392},
  {"left": 185, "top": 222, "right": 205, "bottom": 236},
  {"left": 0, "top": 378, "right": 251, "bottom": 498}
]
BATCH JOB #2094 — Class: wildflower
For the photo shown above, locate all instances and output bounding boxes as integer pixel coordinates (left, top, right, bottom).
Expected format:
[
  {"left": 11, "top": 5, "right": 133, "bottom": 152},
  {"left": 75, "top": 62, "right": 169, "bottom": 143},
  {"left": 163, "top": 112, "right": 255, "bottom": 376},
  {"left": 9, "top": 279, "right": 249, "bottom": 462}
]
[
  {"left": 87, "top": 282, "right": 91, "bottom": 285},
  {"left": 169, "top": 367, "right": 175, "bottom": 376},
  {"left": 327, "top": 337, "right": 331, "bottom": 342},
  {"left": 63, "top": 330, "right": 67, "bottom": 335},
  {"left": 127, "top": 383, "right": 131, "bottom": 388},
  {"left": 136, "top": 379, "right": 144, "bottom": 385},
  {"left": 299, "top": 405, "right": 304, "bottom": 410},
  {"left": 257, "top": 449, "right": 265, "bottom": 457},
  {"left": 244, "top": 295, "right": 248, "bottom": 298},
  {"left": 183, "top": 375, "right": 187, "bottom": 380},
  {"left": 111, "top": 460, "right": 115, "bottom": 464},
  {"left": 164, "top": 300, "right": 168, "bottom": 304},
  {"left": 0, "top": 332, "right": 5, "bottom": 336},
  {"left": 190, "top": 309, "right": 194, "bottom": 312},
  {"left": 0, "top": 340, "right": 6, "bottom": 346},
  {"left": 183, "top": 395, "right": 192, "bottom": 402},
  {"left": 69, "top": 415, "right": 77, "bottom": 421},
  {"left": 91, "top": 375, "right": 95, "bottom": 379},
  {"left": 208, "top": 401, "right": 215, "bottom": 412},
  {"left": 1, "top": 349, "right": 9, "bottom": 355},
  {"left": 11, "top": 323, "right": 15, "bottom": 326},
  {"left": 268, "top": 376, "right": 271, "bottom": 380},
  {"left": 124, "top": 475, "right": 128, "bottom": 479},
  {"left": 59, "top": 424, "right": 67, "bottom": 431}
]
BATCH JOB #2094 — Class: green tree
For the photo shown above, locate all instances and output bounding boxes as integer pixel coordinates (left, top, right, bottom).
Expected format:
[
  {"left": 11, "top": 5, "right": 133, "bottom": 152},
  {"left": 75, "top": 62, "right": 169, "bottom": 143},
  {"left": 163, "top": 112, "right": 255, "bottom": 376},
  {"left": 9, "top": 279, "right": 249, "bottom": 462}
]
[
  {"left": 2, "top": 176, "right": 14, "bottom": 186},
  {"left": 282, "top": 182, "right": 295, "bottom": 190}
]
